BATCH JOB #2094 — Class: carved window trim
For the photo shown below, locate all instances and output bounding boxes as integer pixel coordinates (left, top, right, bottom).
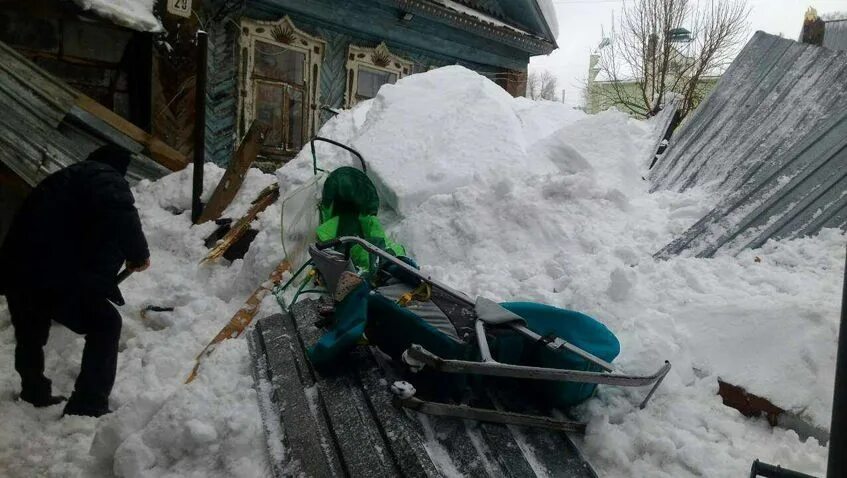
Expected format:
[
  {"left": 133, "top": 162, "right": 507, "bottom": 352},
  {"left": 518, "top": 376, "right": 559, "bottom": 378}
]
[
  {"left": 237, "top": 16, "right": 325, "bottom": 159},
  {"left": 345, "top": 42, "right": 412, "bottom": 107}
]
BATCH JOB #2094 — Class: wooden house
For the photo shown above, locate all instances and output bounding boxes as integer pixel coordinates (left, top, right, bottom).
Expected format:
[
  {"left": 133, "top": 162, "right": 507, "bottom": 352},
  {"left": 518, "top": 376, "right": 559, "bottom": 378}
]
[
  {"left": 0, "top": 0, "right": 557, "bottom": 237},
  {"left": 198, "top": 0, "right": 558, "bottom": 166}
]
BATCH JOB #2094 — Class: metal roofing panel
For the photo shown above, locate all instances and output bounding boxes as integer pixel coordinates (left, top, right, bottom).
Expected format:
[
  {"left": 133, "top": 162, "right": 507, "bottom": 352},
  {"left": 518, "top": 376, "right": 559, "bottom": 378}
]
[
  {"left": 650, "top": 32, "right": 847, "bottom": 258},
  {"left": 0, "top": 39, "right": 169, "bottom": 187},
  {"left": 824, "top": 19, "right": 847, "bottom": 51}
]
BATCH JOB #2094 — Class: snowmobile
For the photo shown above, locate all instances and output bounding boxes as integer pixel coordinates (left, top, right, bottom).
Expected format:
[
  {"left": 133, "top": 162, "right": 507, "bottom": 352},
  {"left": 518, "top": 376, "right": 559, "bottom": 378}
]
[
  {"left": 248, "top": 138, "right": 671, "bottom": 477},
  {"left": 304, "top": 236, "right": 670, "bottom": 430}
]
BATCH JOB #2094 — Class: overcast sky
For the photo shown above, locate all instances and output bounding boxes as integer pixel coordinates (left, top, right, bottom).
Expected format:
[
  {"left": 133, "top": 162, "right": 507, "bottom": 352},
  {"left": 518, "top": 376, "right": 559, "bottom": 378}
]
[{"left": 530, "top": 0, "right": 847, "bottom": 107}]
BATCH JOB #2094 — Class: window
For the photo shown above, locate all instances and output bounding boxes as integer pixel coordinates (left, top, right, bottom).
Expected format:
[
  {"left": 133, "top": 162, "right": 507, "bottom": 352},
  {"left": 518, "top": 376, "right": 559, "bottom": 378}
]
[
  {"left": 355, "top": 67, "right": 397, "bottom": 102},
  {"left": 239, "top": 17, "right": 324, "bottom": 163},
  {"left": 345, "top": 43, "right": 411, "bottom": 107}
]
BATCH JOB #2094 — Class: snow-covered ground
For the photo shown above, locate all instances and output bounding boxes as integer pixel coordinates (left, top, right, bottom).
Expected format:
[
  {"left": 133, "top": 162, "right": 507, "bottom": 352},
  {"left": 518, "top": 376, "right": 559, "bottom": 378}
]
[{"left": 0, "top": 66, "right": 842, "bottom": 477}]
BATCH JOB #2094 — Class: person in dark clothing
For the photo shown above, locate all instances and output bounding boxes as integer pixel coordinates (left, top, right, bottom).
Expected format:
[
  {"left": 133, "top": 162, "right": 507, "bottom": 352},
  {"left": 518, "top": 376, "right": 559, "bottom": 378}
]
[{"left": 0, "top": 144, "right": 150, "bottom": 417}]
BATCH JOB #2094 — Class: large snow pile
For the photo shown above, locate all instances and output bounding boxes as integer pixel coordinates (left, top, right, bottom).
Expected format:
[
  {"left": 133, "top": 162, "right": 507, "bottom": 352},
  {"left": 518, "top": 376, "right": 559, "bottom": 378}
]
[
  {"left": 281, "top": 66, "right": 841, "bottom": 476},
  {"left": 73, "top": 0, "right": 162, "bottom": 32},
  {"left": 0, "top": 66, "right": 842, "bottom": 477}
]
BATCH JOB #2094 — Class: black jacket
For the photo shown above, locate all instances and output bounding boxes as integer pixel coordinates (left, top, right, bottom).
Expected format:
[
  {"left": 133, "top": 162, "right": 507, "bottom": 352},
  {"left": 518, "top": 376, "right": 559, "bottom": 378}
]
[{"left": 0, "top": 156, "right": 149, "bottom": 305}]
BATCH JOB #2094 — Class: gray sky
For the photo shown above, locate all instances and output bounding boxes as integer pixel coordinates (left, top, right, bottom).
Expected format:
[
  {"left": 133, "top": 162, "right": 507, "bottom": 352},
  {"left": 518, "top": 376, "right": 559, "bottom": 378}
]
[{"left": 530, "top": 0, "right": 847, "bottom": 107}]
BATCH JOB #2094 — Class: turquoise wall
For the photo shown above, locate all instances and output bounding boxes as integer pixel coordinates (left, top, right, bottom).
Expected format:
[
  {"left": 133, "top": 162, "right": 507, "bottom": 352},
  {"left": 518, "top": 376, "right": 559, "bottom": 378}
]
[{"left": 203, "top": 0, "right": 528, "bottom": 165}]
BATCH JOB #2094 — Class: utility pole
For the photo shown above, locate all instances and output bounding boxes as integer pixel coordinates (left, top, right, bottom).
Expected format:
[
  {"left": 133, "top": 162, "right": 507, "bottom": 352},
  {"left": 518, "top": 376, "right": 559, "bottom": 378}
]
[
  {"left": 827, "top": 248, "right": 847, "bottom": 478},
  {"left": 191, "top": 30, "right": 208, "bottom": 224}
]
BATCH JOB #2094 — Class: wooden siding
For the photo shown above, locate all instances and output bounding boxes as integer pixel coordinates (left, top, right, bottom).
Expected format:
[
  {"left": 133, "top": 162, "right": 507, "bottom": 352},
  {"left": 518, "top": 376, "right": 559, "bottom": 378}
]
[
  {"left": 206, "top": 22, "right": 239, "bottom": 166},
  {"left": 199, "top": 0, "right": 539, "bottom": 165},
  {"left": 316, "top": 27, "right": 353, "bottom": 120}
]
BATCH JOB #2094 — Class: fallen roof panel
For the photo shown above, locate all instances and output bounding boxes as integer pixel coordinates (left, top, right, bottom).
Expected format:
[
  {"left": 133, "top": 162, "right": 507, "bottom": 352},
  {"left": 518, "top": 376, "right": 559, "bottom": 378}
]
[
  {"left": 650, "top": 32, "right": 847, "bottom": 258},
  {"left": 0, "top": 39, "right": 183, "bottom": 187}
]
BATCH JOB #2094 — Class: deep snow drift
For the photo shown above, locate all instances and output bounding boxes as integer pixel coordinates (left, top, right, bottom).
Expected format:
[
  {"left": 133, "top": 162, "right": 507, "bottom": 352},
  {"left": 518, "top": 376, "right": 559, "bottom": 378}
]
[{"left": 0, "top": 66, "right": 842, "bottom": 478}]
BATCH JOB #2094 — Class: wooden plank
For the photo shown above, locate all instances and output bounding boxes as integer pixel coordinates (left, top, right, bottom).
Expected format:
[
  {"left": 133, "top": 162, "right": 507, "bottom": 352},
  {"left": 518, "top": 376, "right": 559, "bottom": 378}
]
[
  {"left": 200, "top": 183, "right": 280, "bottom": 264},
  {"left": 185, "top": 259, "right": 291, "bottom": 383},
  {"left": 75, "top": 95, "right": 188, "bottom": 171},
  {"left": 196, "top": 122, "right": 265, "bottom": 224},
  {"left": 718, "top": 379, "right": 829, "bottom": 443}
]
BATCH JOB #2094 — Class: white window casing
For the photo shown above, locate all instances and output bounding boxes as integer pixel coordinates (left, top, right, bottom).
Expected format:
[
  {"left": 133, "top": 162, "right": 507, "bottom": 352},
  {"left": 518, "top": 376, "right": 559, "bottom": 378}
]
[
  {"left": 345, "top": 42, "right": 412, "bottom": 108},
  {"left": 238, "top": 16, "right": 325, "bottom": 159}
]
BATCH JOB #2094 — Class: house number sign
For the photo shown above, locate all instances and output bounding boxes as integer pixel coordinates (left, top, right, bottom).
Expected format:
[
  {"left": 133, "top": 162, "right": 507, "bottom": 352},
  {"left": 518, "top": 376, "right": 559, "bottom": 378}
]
[{"left": 167, "top": 0, "right": 192, "bottom": 18}]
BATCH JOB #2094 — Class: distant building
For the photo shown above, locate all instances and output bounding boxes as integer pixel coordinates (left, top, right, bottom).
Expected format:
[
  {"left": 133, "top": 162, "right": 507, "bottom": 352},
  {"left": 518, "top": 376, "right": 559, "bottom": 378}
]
[
  {"left": 800, "top": 7, "right": 847, "bottom": 51},
  {"left": 584, "top": 31, "right": 719, "bottom": 116}
]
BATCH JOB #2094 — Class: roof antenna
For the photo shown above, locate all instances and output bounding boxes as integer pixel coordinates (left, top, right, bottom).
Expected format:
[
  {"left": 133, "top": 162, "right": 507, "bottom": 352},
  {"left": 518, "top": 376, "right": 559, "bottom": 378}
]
[{"left": 611, "top": 10, "right": 615, "bottom": 38}]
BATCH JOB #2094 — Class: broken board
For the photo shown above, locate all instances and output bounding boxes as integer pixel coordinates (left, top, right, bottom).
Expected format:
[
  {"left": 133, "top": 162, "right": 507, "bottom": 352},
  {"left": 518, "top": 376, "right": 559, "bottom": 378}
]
[
  {"left": 201, "top": 183, "right": 280, "bottom": 264},
  {"left": 196, "top": 122, "right": 264, "bottom": 224},
  {"left": 249, "top": 298, "right": 598, "bottom": 477},
  {"left": 185, "top": 259, "right": 290, "bottom": 383}
]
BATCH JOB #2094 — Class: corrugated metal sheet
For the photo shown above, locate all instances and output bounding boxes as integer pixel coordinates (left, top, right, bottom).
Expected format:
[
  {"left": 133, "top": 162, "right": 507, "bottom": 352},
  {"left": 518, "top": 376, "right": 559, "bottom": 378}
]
[
  {"left": 650, "top": 32, "right": 847, "bottom": 258},
  {"left": 0, "top": 40, "right": 169, "bottom": 187},
  {"left": 643, "top": 96, "right": 680, "bottom": 167},
  {"left": 824, "top": 19, "right": 847, "bottom": 51}
]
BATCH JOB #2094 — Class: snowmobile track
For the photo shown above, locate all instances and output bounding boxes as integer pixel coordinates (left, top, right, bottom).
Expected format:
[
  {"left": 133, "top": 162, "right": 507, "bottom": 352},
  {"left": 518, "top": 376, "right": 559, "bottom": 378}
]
[{"left": 249, "top": 298, "right": 598, "bottom": 477}]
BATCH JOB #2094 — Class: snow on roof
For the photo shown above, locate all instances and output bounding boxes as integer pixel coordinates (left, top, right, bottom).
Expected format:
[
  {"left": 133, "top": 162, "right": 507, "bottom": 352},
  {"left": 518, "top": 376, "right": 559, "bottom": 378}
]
[
  {"left": 435, "top": 0, "right": 532, "bottom": 36},
  {"left": 821, "top": 11, "right": 847, "bottom": 21},
  {"left": 536, "top": 0, "right": 559, "bottom": 39},
  {"left": 72, "top": 0, "right": 163, "bottom": 32},
  {"left": 434, "top": 0, "right": 558, "bottom": 41}
]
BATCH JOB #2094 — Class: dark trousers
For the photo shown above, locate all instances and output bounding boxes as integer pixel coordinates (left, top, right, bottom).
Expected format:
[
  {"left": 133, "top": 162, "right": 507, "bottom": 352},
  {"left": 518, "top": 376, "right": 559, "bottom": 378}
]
[{"left": 7, "top": 291, "right": 122, "bottom": 408}]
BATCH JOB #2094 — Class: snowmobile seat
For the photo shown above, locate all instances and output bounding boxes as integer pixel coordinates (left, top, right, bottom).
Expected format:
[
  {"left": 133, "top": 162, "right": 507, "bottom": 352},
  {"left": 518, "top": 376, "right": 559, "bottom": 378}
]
[{"left": 315, "top": 167, "right": 405, "bottom": 270}]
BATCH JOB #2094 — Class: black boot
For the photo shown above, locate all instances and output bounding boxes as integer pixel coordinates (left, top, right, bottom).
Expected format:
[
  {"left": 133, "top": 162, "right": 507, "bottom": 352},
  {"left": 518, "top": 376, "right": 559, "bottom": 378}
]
[
  {"left": 62, "top": 393, "right": 111, "bottom": 418},
  {"left": 19, "top": 390, "right": 67, "bottom": 408}
]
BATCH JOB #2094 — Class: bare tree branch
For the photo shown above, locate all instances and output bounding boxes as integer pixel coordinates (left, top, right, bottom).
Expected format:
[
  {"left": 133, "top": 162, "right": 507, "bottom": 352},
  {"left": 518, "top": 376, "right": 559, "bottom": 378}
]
[
  {"left": 592, "top": 0, "right": 749, "bottom": 119},
  {"left": 526, "top": 69, "right": 560, "bottom": 101}
]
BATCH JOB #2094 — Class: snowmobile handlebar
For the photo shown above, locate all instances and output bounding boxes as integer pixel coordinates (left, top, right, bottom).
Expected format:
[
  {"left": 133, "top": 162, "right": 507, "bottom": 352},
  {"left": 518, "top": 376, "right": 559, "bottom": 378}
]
[
  {"left": 310, "top": 137, "right": 367, "bottom": 175},
  {"left": 315, "top": 236, "right": 474, "bottom": 307},
  {"left": 315, "top": 238, "right": 343, "bottom": 251}
]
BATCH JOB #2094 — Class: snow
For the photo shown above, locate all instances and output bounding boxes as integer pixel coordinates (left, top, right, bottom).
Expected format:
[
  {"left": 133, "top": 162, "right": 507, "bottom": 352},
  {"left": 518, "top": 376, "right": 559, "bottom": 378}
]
[
  {"left": 433, "top": 0, "right": 559, "bottom": 40},
  {"left": 72, "top": 0, "right": 162, "bottom": 32},
  {"left": 0, "top": 65, "right": 842, "bottom": 477},
  {"left": 390, "top": 381, "right": 417, "bottom": 399},
  {"left": 537, "top": 0, "right": 560, "bottom": 39},
  {"left": 277, "top": 66, "right": 841, "bottom": 477},
  {"left": 436, "top": 0, "right": 532, "bottom": 36}
]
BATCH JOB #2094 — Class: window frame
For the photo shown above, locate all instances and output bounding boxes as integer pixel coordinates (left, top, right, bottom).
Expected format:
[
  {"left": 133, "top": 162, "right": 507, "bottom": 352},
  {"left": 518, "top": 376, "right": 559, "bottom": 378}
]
[
  {"left": 238, "top": 16, "right": 324, "bottom": 161},
  {"left": 345, "top": 42, "right": 412, "bottom": 108}
]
